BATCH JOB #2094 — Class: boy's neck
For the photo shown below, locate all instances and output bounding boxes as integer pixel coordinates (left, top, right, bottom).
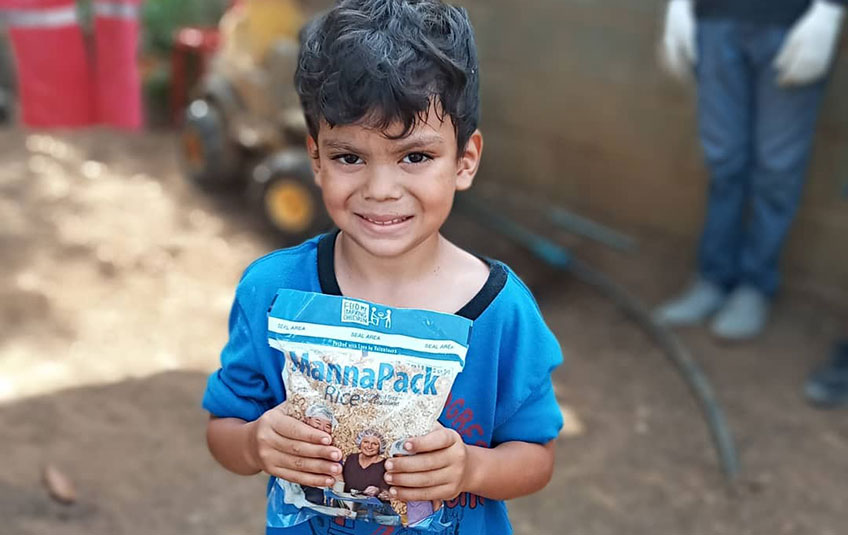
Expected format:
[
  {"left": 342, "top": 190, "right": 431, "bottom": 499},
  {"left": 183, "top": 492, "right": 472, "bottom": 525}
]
[
  {"left": 333, "top": 230, "right": 488, "bottom": 312},
  {"left": 335, "top": 231, "right": 444, "bottom": 294}
]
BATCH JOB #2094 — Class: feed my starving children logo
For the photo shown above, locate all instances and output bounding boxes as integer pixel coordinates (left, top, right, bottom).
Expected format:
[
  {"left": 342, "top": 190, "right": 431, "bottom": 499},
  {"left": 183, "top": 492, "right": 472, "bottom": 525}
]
[{"left": 341, "top": 299, "right": 392, "bottom": 329}]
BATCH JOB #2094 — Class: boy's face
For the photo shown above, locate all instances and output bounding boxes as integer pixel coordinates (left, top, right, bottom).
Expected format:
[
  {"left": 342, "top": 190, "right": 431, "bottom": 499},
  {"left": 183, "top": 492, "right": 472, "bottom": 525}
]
[{"left": 307, "top": 101, "right": 483, "bottom": 260}]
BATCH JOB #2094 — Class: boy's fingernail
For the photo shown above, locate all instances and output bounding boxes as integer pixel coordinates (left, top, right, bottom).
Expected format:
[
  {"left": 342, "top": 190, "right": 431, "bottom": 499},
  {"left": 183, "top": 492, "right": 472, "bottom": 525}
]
[
  {"left": 385, "top": 461, "right": 393, "bottom": 471},
  {"left": 404, "top": 442, "right": 413, "bottom": 451},
  {"left": 331, "top": 450, "right": 341, "bottom": 461},
  {"left": 385, "top": 473, "right": 393, "bottom": 483},
  {"left": 331, "top": 464, "right": 340, "bottom": 473},
  {"left": 321, "top": 437, "right": 331, "bottom": 445},
  {"left": 326, "top": 478, "right": 335, "bottom": 486},
  {"left": 390, "top": 487, "right": 398, "bottom": 496}
]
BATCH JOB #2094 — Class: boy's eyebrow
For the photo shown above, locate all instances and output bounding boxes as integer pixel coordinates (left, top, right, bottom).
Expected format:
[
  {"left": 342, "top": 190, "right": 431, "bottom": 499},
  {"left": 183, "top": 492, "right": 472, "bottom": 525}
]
[
  {"left": 322, "top": 139, "right": 363, "bottom": 152},
  {"left": 321, "top": 135, "right": 446, "bottom": 153},
  {"left": 392, "top": 135, "right": 445, "bottom": 153}
]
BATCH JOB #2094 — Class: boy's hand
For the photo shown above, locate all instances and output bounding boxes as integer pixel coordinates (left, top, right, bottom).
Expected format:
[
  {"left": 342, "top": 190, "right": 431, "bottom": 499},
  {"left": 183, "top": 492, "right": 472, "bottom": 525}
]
[
  {"left": 383, "top": 424, "right": 470, "bottom": 501},
  {"left": 247, "top": 405, "right": 342, "bottom": 487}
]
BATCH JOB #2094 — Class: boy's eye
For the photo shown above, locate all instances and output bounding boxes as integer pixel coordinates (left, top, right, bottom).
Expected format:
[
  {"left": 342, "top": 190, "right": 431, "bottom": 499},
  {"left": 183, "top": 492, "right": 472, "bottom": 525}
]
[
  {"left": 333, "top": 154, "right": 363, "bottom": 165},
  {"left": 402, "top": 152, "right": 431, "bottom": 164}
]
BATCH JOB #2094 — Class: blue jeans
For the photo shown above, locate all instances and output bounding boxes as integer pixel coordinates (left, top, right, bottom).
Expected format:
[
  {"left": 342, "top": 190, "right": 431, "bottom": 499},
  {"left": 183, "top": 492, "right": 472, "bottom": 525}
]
[{"left": 695, "top": 20, "right": 826, "bottom": 296}]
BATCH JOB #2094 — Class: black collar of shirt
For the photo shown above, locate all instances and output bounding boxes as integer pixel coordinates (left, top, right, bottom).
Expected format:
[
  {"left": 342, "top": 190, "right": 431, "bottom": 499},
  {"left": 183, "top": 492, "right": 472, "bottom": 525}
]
[{"left": 317, "top": 230, "right": 505, "bottom": 320}]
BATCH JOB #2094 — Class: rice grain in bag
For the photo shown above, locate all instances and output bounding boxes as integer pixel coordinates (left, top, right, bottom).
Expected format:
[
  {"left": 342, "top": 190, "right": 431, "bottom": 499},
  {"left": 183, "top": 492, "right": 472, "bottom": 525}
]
[{"left": 265, "top": 289, "right": 470, "bottom": 530}]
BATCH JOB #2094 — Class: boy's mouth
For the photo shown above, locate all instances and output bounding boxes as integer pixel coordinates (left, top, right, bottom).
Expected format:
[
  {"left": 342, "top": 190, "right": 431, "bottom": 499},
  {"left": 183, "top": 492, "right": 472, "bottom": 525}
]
[{"left": 356, "top": 214, "right": 413, "bottom": 226}]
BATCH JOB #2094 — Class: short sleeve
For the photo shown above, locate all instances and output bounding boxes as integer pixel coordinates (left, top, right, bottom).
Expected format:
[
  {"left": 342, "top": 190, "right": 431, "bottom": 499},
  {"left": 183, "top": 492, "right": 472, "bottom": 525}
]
[
  {"left": 490, "top": 276, "right": 563, "bottom": 445},
  {"left": 491, "top": 378, "right": 561, "bottom": 444},
  {"left": 202, "top": 297, "right": 277, "bottom": 421}
]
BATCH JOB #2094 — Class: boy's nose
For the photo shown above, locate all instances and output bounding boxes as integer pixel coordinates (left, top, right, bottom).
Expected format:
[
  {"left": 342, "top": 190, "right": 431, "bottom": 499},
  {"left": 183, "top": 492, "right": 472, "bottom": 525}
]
[{"left": 362, "top": 165, "right": 402, "bottom": 201}]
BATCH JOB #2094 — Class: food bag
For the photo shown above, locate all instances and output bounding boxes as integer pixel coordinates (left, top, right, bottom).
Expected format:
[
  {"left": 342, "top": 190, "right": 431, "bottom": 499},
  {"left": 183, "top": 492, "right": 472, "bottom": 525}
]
[{"left": 265, "top": 289, "right": 471, "bottom": 530}]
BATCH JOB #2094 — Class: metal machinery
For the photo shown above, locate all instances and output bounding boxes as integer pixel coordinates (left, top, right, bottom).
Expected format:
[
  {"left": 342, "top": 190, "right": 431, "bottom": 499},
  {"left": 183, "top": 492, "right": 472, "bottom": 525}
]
[{"left": 178, "top": 0, "right": 329, "bottom": 242}]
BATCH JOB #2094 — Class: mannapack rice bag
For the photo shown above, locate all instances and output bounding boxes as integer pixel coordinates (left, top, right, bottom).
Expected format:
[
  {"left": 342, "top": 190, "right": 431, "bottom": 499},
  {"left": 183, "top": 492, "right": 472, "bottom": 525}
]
[{"left": 265, "top": 289, "right": 471, "bottom": 530}]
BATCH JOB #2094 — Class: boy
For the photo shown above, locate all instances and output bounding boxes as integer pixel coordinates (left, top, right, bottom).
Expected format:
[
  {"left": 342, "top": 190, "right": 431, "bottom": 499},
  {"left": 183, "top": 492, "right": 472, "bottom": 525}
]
[{"left": 202, "top": 1, "right": 563, "bottom": 533}]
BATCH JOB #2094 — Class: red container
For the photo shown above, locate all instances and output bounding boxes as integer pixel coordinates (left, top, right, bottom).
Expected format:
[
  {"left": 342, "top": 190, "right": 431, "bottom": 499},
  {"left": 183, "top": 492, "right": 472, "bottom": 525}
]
[
  {"left": 93, "top": 0, "right": 144, "bottom": 129},
  {"left": 3, "top": 0, "right": 94, "bottom": 127}
]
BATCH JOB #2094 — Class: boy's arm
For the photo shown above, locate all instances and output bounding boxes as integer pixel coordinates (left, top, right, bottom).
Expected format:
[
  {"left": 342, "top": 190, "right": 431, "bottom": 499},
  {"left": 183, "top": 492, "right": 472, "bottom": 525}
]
[
  {"left": 206, "top": 408, "right": 343, "bottom": 485},
  {"left": 207, "top": 416, "right": 262, "bottom": 476},
  {"left": 384, "top": 427, "right": 556, "bottom": 502},
  {"left": 383, "top": 272, "right": 564, "bottom": 502},
  {"left": 463, "top": 440, "right": 555, "bottom": 500}
]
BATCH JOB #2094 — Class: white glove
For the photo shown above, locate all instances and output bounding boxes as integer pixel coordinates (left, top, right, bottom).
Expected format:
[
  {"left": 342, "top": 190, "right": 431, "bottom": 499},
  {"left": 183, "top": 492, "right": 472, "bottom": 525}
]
[
  {"left": 660, "top": 0, "right": 698, "bottom": 81},
  {"left": 774, "top": 0, "right": 845, "bottom": 87}
]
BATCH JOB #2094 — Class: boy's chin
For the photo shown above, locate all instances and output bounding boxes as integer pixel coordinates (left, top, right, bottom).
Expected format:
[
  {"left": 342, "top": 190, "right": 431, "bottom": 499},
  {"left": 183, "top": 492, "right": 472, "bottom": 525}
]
[
  {"left": 341, "top": 230, "right": 431, "bottom": 260},
  {"left": 351, "top": 239, "right": 417, "bottom": 259}
]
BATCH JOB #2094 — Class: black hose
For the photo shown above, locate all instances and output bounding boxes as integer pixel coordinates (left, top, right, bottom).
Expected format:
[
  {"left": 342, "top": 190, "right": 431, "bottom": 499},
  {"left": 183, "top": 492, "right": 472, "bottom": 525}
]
[
  {"left": 566, "top": 258, "right": 739, "bottom": 479},
  {"left": 456, "top": 194, "right": 740, "bottom": 479}
]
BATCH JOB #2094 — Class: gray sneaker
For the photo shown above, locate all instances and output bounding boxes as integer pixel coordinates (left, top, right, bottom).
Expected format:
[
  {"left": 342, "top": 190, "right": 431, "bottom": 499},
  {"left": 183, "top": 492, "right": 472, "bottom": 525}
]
[
  {"left": 710, "top": 285, "right": 769, "bottom": 341},
  {"left": 653, "top": 279, "right": 726, "bottom": 327}
]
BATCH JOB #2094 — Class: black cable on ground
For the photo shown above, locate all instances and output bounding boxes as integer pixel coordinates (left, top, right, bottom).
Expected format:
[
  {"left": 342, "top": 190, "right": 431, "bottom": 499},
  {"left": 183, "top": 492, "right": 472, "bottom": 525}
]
[
  {"left": 566, "top": 258, "right": 739, "bottom": 480},
  {"left": 456, "top": 194, "right": 739, "bottom": 480}
]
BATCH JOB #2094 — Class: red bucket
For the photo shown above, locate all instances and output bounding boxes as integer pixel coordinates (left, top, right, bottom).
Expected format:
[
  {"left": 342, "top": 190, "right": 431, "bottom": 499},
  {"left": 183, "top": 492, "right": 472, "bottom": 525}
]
[
  {"left": 3, "top": 0, "right": 94, "bottom": 127},
  {"left": 93, "top": 0, "right": 143, "bottom": 129}
]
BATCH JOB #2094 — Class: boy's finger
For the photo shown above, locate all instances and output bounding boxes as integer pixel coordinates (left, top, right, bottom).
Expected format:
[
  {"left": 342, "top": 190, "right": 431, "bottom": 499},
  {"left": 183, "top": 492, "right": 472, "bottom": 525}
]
[
  {"left": 388, "top": 483, "right": 456, "bottom": 502},
  {"left": 384, "top": 466, "right": 453, "bottom": 488},
  {"left": 269, "top": 466, "right": 336, "bottom": 489},
  {"left": 279, "top": 454, "right": 343, "bottom": 478},
  {"left": 384, "top": 451, "right": 445, "bottom": 473},
  {"left": 277, "top": 436, "right": 342, "bottom": 461},
  {"left": 258, "top": 429, "right": 341, "bottom": 461},
  {"left": 403, "top": 428, "right": 455, "bottom": 454},
  {"left": 270, "top": 412, "right": 333, "bottom": 445}
]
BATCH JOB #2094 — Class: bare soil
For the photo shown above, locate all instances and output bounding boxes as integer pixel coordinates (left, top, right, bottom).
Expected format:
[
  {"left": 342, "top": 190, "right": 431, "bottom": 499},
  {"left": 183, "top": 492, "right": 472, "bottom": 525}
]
[{"left": 2, "top": 129, "right": 847, "bottom": 535}]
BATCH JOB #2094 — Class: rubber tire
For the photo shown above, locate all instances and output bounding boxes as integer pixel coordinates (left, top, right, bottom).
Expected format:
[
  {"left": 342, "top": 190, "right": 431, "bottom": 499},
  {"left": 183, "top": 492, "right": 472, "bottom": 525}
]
[
  {"left": 0, "top": 87, "right": 10, "bottom": 124},
  {"left": 249, "top": 157, "right": 332, "bottom": 245},
  {"left": 179, "top": 99, "right": 242, "bottom": 190}
]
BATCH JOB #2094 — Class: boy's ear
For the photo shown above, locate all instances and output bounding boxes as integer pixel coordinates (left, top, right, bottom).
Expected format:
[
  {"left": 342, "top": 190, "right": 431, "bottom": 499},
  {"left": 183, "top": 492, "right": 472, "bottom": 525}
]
[
  {"left": 456, "top": 130, "right": 483, "bottom": 191},
  {"left": 306, "top": 135, "right": 322, "bottom": 186}
]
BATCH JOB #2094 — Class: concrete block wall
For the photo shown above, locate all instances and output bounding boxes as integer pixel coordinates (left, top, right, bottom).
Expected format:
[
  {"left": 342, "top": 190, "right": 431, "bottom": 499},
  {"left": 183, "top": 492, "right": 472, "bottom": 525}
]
[
  {"left": 305, "top": 0, "right": 848, "bottom": 297},
  {"left": 467, "top": 0, "right": 848, "bottom": 297}
]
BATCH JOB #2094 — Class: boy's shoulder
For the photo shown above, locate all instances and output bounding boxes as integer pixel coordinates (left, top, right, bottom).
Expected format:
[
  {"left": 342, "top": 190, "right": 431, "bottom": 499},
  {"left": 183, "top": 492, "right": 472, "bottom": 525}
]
[
  {"left": 482, "top": 259, "right": 545, "bottom": 317},
  {"left": 458, "top": 257, "right": 557, "bottom": 348},
  {"left": 235, "top": 234, "right": 324, "bottom": 301}
]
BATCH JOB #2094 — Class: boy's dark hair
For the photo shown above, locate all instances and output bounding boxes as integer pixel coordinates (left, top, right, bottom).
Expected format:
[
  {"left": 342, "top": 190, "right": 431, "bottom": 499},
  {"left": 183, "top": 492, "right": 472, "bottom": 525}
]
[{"left": 295, "top": 0, "right": 480, "bottom": 151}]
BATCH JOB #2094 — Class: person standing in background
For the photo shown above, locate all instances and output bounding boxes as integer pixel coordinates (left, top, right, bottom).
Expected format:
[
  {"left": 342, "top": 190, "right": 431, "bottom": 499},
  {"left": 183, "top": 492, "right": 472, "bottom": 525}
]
[{"left": 655, "top": 0, "right": 846, "bottom": 340}]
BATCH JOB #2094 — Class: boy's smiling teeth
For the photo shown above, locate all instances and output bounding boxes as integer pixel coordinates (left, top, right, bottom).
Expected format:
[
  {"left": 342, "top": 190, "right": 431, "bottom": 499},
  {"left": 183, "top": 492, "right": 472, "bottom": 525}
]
[{"left": 358, "top": 214, "right": 412, "bottom": 225}]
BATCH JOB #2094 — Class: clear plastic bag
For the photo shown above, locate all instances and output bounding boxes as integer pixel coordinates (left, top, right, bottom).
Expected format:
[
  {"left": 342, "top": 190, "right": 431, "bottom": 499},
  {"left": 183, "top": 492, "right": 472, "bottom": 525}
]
[{"left": 265, "top": 289, "right": 471, "bottom": 530}]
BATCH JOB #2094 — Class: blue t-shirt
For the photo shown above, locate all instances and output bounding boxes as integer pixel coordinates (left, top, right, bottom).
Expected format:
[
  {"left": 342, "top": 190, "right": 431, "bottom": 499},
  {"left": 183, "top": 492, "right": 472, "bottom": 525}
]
[{"left": 203, "top": 232, "right": 564, "bottom": 535}]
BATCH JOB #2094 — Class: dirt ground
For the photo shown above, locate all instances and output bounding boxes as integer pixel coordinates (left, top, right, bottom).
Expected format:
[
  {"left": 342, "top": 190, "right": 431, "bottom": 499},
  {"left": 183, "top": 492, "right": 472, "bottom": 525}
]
[{"left": 2, "top": 129, "right": 848, "bottom": 535}]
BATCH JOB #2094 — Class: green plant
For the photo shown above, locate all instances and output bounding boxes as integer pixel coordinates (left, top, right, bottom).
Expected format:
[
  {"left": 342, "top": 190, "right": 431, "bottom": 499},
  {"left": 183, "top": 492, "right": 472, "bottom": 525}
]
[{"left": 141, "top": 0, "right": 229, "bottom": 55}]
